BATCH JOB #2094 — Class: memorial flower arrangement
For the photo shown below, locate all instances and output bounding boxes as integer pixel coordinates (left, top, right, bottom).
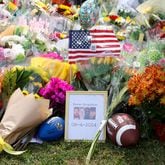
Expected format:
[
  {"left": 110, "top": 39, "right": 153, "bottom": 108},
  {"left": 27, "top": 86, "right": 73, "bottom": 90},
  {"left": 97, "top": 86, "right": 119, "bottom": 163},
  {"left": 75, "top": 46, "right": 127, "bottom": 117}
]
[
  {"left": 0, "top": 0, "right": 165, "bottom": 162},
  {"left": 39, "top": 77, "right": 74, "bottom": 116},
  {"left": 128, "top": 65, "right": 165, "bottom": 122},
  {"left": 84, "top": 57, "right": 131, "bottom": 164}
]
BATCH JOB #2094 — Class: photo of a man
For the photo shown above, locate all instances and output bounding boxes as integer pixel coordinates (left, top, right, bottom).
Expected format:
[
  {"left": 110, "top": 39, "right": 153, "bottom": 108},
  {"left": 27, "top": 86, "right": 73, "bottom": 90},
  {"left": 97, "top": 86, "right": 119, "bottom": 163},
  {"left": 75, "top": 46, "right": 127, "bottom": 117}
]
[
  {"left": 73, "top": 107, "right": 80, "bottom": 120},
  {"left": 84, "top": 107, "right": 96, "bottom": 120},
  {"left": 73, "top": 107, "right": 84, "bottom": 120},
  {"left": 89, "top": 107, "right": 96, "bottom": 120}
]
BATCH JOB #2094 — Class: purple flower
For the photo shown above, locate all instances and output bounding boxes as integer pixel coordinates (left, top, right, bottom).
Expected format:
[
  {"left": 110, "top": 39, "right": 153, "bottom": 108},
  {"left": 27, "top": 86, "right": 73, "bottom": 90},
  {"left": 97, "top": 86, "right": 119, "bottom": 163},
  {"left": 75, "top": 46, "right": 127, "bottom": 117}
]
[{"left": 39, "top": 78, "right": 74, "bottom": 112}]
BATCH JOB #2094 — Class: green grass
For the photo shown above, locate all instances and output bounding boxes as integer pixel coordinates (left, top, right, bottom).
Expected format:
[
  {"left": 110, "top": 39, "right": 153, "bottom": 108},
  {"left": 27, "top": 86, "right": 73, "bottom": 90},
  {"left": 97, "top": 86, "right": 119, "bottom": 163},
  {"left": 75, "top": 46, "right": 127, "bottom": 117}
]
[{"left": 0, "top": 139, "right": 165, "bottom": 165}]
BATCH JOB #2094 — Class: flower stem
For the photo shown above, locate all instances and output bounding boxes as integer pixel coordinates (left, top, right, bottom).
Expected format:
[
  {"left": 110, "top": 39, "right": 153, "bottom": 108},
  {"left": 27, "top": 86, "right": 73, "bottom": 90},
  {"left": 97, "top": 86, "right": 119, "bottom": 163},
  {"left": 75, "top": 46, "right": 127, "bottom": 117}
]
[
  {"left": 86, "top": 130, "right": 101, "bottom": 165},
  {"left": 85, "top": 86, "right": 128, "bottom": 164}
]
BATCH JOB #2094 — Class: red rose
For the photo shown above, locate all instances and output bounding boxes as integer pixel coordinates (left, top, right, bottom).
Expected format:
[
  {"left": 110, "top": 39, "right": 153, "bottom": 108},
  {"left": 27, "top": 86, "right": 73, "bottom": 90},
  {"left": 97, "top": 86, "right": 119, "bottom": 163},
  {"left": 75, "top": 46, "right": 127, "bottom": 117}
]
[{"left": 109, "top": 15, "right": 118, "bottom": 21}]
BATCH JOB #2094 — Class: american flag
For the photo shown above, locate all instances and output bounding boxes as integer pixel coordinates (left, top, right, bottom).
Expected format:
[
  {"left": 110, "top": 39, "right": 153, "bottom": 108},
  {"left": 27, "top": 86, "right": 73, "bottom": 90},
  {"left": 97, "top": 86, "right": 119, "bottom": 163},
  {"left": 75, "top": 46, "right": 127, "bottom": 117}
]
[{"left": 68, "top": 29, "right": 121, "bottom": 63}]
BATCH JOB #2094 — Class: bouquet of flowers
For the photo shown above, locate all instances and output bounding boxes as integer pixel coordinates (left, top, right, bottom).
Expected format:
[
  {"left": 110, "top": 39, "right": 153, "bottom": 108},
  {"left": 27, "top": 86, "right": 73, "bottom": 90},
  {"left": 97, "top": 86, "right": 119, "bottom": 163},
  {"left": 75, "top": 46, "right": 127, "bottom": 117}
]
[
  {"left": 77, "top": 57, "right": 117, "bottom": 91},
  {"left": 39, "top": 77, "right": 74, "bottom": 116},
  {"left": 128, "top": 65, "right": 165, "bottom": 122},
  {"left": 1, "top": 66, "right": 44, "bottom": 100},
  {"left": 0, "top": 88, "right": 51, "bottom": 154},
  {"left": 75, "top": 57, "right": 131, "bottom": 164}
]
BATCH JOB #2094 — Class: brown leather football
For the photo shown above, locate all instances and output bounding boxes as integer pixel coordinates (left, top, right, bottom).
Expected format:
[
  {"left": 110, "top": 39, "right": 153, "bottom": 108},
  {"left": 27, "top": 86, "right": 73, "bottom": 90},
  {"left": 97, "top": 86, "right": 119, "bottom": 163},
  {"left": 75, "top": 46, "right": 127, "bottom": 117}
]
[{"left": 107, "top": 113, "right": 140, "bottom": 147}]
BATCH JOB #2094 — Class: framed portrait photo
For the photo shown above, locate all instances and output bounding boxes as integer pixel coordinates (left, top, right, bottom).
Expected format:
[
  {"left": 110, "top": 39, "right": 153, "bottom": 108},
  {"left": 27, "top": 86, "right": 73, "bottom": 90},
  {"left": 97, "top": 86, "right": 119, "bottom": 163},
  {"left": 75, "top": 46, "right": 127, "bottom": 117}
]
[{"left": 65, "top": 91, "right": 107, "bottom": 142}]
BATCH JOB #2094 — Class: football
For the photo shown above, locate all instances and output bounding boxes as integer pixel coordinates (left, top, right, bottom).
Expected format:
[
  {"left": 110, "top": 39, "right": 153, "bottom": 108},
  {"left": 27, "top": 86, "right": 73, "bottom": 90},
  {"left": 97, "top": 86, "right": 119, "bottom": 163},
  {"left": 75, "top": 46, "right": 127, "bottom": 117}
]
[
  {"left": 107, "top": 113, "right": 140, "bottom": 147},
  {"left": 37, "top": 116, "right": 65, "bottom": 141}
]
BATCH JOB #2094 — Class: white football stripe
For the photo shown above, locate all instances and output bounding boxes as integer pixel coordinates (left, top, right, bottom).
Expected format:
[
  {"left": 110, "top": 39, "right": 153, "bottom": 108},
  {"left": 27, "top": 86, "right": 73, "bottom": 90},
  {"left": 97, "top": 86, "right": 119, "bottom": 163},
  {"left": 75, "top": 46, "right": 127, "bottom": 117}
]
[{"left": 116, "top": 124, "right": 136, "bottom": 146}]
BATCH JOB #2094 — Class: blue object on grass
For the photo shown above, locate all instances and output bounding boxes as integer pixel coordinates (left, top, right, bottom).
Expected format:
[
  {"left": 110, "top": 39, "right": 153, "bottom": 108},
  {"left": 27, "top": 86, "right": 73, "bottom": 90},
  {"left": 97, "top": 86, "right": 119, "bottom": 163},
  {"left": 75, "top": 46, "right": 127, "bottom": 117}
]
[{"left": 37, "top": 116, "right": 65, "bottom": 141}]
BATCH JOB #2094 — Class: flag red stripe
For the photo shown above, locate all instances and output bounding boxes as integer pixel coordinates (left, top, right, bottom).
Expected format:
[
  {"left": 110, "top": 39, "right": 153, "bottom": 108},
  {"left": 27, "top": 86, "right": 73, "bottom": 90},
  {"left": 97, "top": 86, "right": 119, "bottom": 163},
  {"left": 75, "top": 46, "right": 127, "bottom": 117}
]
[
  {"left": 69, "top": 55, "right": 93, "bottom": 59},
  {"left": 91, "top": 35, "right": 116, "bottom": 38},
  {"left": 68, "top": 50, "right": 121, "bottom": 54},
  {"left": 91, "top": 40, "right": 119, "bottom": 44},
  {"left": 90, "top": 30, "right": 114, "bottom": 33},
  {"left": 68, "top": 54, "right": 121, "bottom": 60},
  {"left": 69, "top": 51, "right": 104, "bottom": 54}
]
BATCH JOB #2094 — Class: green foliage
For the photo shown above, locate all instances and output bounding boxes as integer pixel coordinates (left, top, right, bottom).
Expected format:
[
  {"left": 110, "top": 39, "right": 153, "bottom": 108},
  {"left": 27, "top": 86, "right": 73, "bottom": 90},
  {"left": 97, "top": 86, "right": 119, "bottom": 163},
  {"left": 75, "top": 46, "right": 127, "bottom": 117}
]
[
  {"left": 1, "top": 67, "right": 45, "bottom": 109},
  {"left": 34, "top": 39, "right": 47, "bottom": 52},
  {"left": 71, "top": 76, "right": 88, "bottom": 91},
  {"left": 2, "top": 68, "right": 33, "bottom": 100},
  {"left": 138, "top": 40, "right": 165, "bottom": 67},
  {"left": 0, "top": 140, "right": 164, "bottom": 165},
  {"left": 22, "top": 40, "right": 33, "bottom": 50},
  {"left": 80, "top": 60, "right": 114, "bottom": 91},
  {"left": 14, "top": 27, "right": 24, "bottom": 36},
  {"left": 118, "top": 9, "right": 134, "bottom": 18},
  {"left": 15, "top": 54, "right": 26, "bottom": 63}
]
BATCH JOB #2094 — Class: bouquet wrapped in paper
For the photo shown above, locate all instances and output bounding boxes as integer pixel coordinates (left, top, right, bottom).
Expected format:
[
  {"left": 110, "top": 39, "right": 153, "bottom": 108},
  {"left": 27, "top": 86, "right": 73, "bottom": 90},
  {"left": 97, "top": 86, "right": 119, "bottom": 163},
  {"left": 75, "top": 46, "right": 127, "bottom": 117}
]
[{"left": 0, "top": 88, "right": 51, "bottom": 154}]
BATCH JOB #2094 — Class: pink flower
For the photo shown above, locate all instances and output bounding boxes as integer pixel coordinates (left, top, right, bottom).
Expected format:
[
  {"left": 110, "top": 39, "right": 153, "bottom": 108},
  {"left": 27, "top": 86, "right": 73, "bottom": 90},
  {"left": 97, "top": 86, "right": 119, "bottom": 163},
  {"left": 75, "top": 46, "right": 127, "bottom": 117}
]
[
  {"left": 39, "top": 78, "right": 74, "bottom": 115},
  {"left": 157, "top": 58, "right": 165, "bottom": 67},
  {"left": 40, "top": 52, "right": 63, "bottom": 61},
  {"left": 123, "top": 43, "right": 135, "bottom": 53}
]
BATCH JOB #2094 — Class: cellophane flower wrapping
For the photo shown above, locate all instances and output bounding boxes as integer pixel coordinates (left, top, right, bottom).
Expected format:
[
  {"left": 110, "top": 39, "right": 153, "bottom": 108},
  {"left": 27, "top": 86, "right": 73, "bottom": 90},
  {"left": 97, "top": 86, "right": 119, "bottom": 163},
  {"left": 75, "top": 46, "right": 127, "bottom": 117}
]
[
  {"left": 77, "top": 57, "right": 118, "bottom": 91},
  {"left": 30, "top": 57, "right": 78, "bottom": 83}
]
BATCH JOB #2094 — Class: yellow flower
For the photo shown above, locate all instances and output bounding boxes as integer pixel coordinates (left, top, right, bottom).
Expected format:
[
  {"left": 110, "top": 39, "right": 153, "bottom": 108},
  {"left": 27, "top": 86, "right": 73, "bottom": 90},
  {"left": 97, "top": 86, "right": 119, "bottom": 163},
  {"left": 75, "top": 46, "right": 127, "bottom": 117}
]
[
  {"left": 116, "top": 17, "right": 125, "bottom": 24},
  {"left": 8, "top": 2, "right": 18, "bottom": 11},
  {"left": 33, "top": 82, "right": 42, "bottom": 88},
  {"left": 22, "top": 90, "right": 29, "bottom": 95},
  {"left": 34, "top": 94, "right": 41, "bottom": 99},
  {"left": 29, "top": 76, "right": 35, "bottom": 81},
  {"left": 103, "top": 17, "right": 110, "bottom": 22},
  {"left": 60, "top": 33, "right": 67, "bottom": 39},
  {"left": 116, "top": 31, "right": 126, "bottom": 41},
  {"left": 125, "top": 17, "right": 132, "bottom": 24}
]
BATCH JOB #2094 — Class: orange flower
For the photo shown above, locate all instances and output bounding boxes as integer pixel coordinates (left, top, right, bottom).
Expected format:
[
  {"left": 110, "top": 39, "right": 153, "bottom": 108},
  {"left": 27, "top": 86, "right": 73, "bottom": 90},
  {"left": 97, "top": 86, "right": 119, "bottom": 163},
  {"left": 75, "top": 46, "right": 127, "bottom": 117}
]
[
  {"left": 128, "top": 65, "right": 165, "bottom": 105},
  {"left": 128, "top": 95, "right": 141, "bottom": 105}
]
